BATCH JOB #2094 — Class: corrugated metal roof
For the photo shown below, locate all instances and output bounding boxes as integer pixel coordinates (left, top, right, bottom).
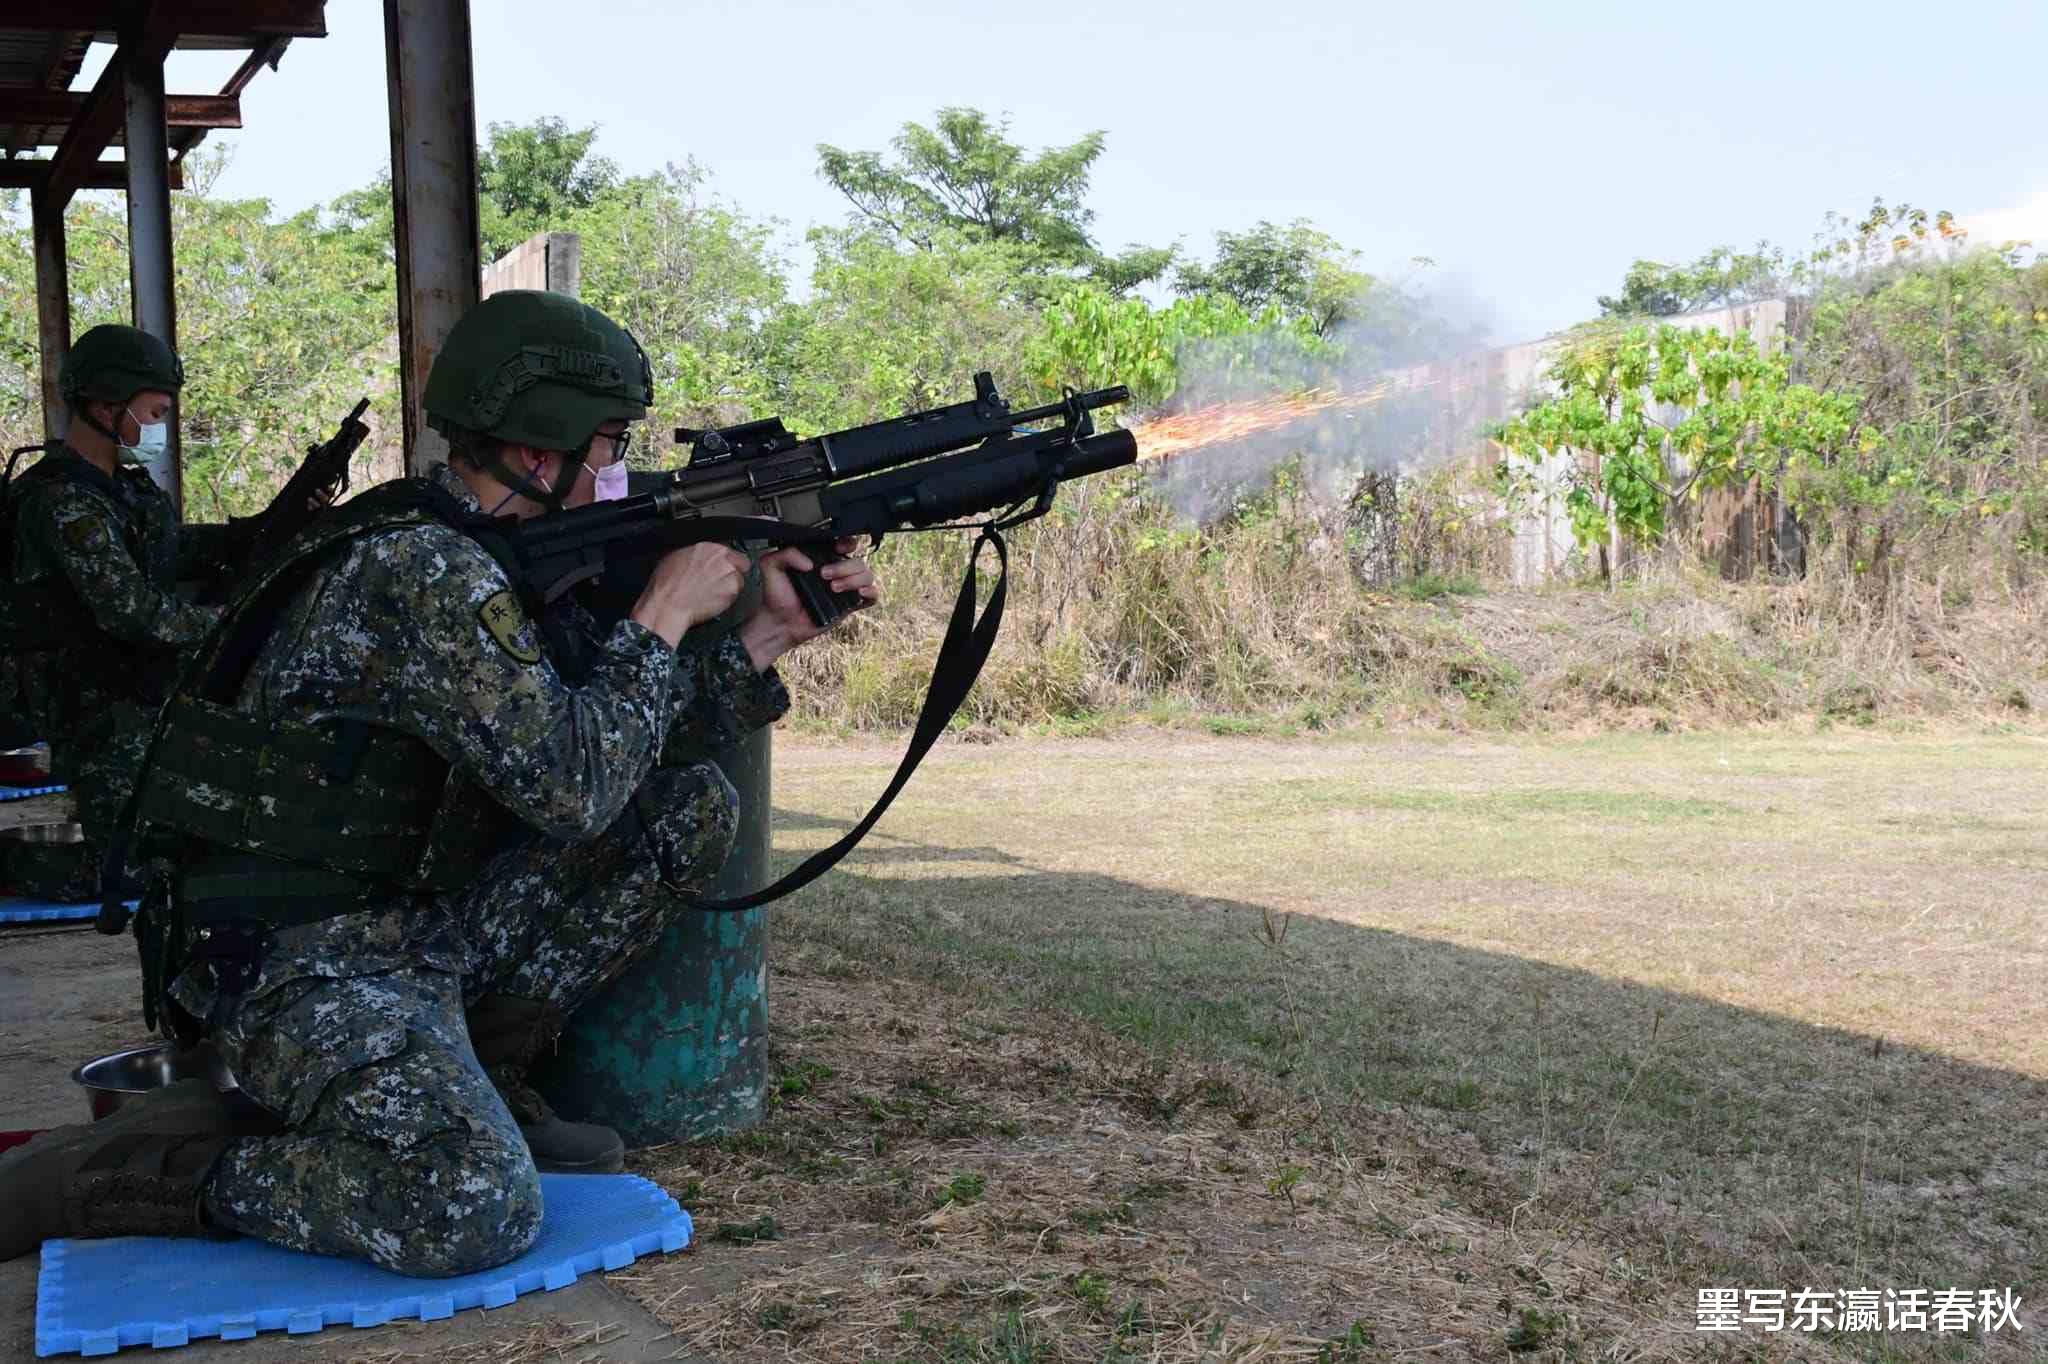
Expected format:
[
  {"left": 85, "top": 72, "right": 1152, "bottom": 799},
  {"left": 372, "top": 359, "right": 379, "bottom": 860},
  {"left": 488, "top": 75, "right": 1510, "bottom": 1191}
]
[
  {"left": 0, "top": 28, "right": 88, "bottom": 159},
  {"left": 0, "top": 12, "right": 305, "bottom": 165}
]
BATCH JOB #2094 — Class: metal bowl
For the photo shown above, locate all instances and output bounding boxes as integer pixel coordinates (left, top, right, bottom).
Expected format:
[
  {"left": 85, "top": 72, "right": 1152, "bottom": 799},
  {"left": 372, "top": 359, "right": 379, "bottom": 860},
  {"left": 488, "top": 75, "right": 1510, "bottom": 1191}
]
[{"left": 72, "top": 1042, "right": 268, "bottom": 1123}]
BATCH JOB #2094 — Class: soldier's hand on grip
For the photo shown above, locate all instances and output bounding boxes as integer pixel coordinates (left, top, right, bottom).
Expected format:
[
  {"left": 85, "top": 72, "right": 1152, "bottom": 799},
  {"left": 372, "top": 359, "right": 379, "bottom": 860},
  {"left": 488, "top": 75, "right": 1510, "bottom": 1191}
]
[{"left": 632, "top": 542, "right": 748, "bottom": 646}]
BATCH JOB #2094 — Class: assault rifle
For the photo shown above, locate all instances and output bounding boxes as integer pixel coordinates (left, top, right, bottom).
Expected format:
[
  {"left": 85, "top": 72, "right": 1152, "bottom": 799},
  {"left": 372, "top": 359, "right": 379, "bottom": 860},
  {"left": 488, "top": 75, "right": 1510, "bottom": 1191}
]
[
  {"left": 202, "top": 398, "right": 371, "bottom": 601},
  {"left": 502, "top": 372, "right": 1134, "bottom": 627},
  {"left": 502, "top": 371, "right": 1136, "bottom": 912}
]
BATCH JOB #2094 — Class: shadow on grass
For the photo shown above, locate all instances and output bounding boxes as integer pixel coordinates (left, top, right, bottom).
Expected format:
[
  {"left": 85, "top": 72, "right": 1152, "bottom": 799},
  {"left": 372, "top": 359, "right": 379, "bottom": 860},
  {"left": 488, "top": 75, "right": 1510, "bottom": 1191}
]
[{"left": 765, "top": 806, "right": 2046, "bottom": 1311}]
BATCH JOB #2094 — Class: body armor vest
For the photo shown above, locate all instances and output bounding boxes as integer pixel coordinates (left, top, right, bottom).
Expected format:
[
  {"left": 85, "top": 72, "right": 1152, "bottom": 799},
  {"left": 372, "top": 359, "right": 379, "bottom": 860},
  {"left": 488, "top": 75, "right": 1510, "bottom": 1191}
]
[{"left": 136, "top": 479, "right": 529, "bottom": 919}]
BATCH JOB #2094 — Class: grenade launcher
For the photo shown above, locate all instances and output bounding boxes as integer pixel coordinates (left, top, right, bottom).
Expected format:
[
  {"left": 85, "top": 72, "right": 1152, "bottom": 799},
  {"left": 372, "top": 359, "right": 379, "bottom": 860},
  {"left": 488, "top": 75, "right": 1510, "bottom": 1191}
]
[{"left": 500, "top": 372, "right": 1135, "bottom": 625}]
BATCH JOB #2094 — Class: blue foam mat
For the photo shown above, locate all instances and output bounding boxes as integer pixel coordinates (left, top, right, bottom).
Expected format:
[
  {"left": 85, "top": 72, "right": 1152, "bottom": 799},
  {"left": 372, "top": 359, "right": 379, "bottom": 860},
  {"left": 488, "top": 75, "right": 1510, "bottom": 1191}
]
[
  {"left": 0, "top": 783, "right": 65, "bottom": 801},
  {"left": 36, "top": 1173, "right": 692, "bottom": 1357},
  {"left": 0, "top": 898, "right": 129, "bottom": 925}
]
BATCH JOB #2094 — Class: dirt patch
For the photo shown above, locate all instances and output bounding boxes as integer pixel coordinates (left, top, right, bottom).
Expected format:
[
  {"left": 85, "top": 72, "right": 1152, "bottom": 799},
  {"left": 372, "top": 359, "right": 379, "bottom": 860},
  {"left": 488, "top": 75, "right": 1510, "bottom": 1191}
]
[{"left": 618, "top": 969, "right": 1679, "bottom": 1362}]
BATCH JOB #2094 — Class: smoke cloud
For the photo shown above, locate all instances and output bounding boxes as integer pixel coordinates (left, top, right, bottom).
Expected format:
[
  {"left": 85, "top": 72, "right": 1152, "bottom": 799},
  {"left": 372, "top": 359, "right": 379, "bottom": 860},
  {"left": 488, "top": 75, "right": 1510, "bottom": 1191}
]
[{"left": 1138, "top": 273, "right": 1504, "bottom": 524}]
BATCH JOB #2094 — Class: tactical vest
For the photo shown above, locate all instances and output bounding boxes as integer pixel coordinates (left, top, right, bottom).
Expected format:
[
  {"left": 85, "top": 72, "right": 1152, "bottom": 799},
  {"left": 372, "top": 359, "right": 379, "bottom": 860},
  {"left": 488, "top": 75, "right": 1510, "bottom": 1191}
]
[
  {"left": 135, "top": 479, "right": 528, "bottom": 930},
  {"left": 0, "top": 449, "right": 175, "bottom": 656}
]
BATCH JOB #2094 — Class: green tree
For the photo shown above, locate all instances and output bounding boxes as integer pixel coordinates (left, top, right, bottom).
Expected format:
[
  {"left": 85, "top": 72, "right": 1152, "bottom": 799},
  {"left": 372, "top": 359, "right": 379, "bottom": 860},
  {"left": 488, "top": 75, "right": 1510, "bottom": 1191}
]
[
  {"left": 816, "top": 107, "right": 1172, "bottom": 293},
  {"left": 778, "top": 226, "right": 1053, "bottom": 430},
  {"left": 1174, "top": 219, "right": 1371, "bottom": 337},
  {"left": 1495, "top": 323, "right": 1859, "bottom": 575},
  {"left": 478, "top": 116, "right": 620, "bottom": 260},
  {"left": 1038, "top": 284, "right": 1328, "bottom": 408},
  {"left": 570, "top": 163, "right": 792, "bottom": 458},
  {"left": 1595, "top": 244, "right": 1786, "bottom": 318}
]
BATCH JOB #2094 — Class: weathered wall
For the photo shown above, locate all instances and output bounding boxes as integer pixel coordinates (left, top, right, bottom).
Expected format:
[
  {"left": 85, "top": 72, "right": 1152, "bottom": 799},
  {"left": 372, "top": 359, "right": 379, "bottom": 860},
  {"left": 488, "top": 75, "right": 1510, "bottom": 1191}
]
[{"left": 478, "top": 230, "right": 581, "bottom": 299}]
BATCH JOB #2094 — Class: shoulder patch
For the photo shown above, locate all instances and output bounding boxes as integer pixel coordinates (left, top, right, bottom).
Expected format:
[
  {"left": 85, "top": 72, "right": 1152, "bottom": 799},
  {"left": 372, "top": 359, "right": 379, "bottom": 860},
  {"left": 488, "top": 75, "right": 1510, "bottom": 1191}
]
[
  {"left": 478, "top": 589, "right": 543, "bottom": 664},
  {"left": 62, "top": 514, "right": 109, "bottom": 553}
]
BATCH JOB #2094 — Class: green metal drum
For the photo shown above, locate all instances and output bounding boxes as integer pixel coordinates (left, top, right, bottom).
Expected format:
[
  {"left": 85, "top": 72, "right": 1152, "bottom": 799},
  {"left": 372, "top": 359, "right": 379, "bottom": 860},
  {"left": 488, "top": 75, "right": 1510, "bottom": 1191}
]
[
  {"left": 534, "top": 725, "right": 770, "bottom": 1146},
  {"left": 534, "top": 473, "right": 771, "bottom": 1144}
]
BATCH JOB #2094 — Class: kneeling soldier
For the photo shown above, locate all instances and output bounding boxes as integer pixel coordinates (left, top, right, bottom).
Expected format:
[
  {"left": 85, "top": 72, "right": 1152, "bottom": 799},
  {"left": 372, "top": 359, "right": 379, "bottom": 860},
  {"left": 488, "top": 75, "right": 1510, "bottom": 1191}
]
[{"left": 0, "top": 291, "right": 876, "bottom": 1275}]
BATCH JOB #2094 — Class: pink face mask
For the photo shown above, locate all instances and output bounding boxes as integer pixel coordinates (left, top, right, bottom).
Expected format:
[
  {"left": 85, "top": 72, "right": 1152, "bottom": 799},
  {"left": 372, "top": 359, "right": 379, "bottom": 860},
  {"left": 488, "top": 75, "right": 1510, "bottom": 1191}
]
[{"left": 586, "top": 459, "right": 629, "bottom": 502}]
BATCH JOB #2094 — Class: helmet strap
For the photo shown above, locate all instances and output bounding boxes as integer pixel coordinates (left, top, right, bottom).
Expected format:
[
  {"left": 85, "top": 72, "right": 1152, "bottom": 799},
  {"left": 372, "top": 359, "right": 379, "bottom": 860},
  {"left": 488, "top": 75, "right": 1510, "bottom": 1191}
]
[
  {"left": 486, "top": 446, "right": 572, "bottom": 516},
  {"left": 75, "top": 403, "right": 125, "bottom": 448}
]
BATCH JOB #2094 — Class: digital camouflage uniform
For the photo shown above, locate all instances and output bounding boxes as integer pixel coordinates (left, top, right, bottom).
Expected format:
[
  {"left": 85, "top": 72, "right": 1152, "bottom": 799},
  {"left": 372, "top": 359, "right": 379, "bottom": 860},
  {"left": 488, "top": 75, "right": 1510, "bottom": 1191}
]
[
  {"left": 168, "top": 460, "right": 786, "bottom": 1276},
  {"left": 2, "top": 450, "right": 231, "bottom": 897}
]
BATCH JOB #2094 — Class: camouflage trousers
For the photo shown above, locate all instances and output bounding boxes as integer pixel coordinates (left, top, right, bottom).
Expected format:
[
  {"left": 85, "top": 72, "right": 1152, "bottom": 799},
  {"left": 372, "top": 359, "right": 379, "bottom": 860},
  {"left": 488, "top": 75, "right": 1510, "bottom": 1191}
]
[{"left": 199, "top": 761, "right": 739, "bottom": 1277}]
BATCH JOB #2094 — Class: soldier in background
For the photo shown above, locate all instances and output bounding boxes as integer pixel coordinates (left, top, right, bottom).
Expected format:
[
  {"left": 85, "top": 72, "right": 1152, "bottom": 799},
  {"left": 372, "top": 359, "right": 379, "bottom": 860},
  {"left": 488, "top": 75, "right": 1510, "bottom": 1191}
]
[
  {"left": 0, "top": 325, "right": 237, "bottom": 900},
  {"left": 0, "top": 291, "right": 877, "bottom": 1276}
]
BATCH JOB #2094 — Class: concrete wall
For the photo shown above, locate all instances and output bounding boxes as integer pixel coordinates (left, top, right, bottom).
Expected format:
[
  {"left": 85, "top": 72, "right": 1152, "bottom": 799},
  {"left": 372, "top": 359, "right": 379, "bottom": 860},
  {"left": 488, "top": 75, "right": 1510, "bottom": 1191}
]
[{"left": 479, "top": 231, "right": 581, "bottom": 299}]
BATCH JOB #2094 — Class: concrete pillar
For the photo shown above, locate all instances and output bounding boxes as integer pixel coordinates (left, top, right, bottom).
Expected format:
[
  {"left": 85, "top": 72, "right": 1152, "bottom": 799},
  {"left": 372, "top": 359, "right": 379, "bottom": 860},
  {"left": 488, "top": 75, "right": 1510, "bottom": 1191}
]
[
  {"left": 121, "top": 40, "right": 180, "bottom": 508},
  {"left": 383, "top": 0, "right": 480, "bottom": 475},
  {"left": 30, "top": 185, "right": 68, "bottom": 443},
  {"left": 543, "top": 231, "right": 579, "bottom": 296}
]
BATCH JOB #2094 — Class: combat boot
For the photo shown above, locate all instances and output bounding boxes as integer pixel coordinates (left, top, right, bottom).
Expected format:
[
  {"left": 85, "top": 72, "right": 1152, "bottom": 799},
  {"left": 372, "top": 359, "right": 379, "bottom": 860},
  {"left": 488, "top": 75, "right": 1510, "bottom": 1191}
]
[
  {"left": 466, "top": 993, "right": 626, "bottom": 1174},
  {"left": 0, "top": 1079, "right": 240, "bottom": 1260}
]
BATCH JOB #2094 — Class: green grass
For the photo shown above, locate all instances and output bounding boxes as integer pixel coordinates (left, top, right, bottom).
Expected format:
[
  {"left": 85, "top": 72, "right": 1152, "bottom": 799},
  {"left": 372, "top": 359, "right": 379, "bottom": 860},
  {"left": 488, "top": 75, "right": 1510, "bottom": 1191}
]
[{"left": 768, "top": 730, "right": 2048, "bottom": 1331}]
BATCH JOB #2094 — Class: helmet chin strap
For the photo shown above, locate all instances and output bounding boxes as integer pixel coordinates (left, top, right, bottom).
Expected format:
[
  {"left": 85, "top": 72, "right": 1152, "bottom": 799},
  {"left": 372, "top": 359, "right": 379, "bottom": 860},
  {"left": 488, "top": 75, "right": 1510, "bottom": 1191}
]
[
  {"left": 486, "top": 447, "right": 571, "bottom": 516},
  {"left": 75, "top": 404, "right": 126, "bottom": 449}
]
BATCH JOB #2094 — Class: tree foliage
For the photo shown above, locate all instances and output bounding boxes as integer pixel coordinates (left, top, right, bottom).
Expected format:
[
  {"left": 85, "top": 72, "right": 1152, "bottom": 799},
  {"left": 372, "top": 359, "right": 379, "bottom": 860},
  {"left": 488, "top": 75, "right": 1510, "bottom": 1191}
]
[
  {"left": 1040, "top": 286, "right": 1329, "bottom": 408},
  {"left": 1595, "top": 245, "right": 1786, "bottom": 318},
  {"left": 1495, "top": 324, "right": 1858, "bottom": 558},
  {"left": 478, "top": 116, "right": 621, "bottom": 260},
  {"left": 782, "top": 227, "right": 1052, "bottom": 430},
  {"left": 816, "top": 107, "right": 1172, "bottom": 294},
  {"left": 1174, "top": 219, "right": 1371, "bottom": 337}
]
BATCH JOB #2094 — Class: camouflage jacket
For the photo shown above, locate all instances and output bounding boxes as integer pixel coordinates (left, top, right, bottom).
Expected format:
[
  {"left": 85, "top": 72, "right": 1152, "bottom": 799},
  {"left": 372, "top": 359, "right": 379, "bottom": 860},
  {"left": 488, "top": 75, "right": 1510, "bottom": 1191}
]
[
  {"left": 4, "top": 448, "right": 232, "bottom": 750},
  {"left": 167, "top": 462, "right": 788, "bottom": 1017}
]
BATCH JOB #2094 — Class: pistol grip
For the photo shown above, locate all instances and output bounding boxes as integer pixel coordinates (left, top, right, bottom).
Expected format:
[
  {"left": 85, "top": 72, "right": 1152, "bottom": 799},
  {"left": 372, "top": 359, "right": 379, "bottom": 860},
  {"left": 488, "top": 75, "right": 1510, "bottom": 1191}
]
[{"left": 792, "top": 547, "right": 865, "bottom": 628}]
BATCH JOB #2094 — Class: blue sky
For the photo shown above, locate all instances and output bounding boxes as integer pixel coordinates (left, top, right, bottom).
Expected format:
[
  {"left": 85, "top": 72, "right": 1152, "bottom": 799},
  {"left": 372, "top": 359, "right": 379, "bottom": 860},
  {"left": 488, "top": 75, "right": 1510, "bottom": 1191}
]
[{"left": 105, "top": 0, "right": 2048, "bottom": 343}]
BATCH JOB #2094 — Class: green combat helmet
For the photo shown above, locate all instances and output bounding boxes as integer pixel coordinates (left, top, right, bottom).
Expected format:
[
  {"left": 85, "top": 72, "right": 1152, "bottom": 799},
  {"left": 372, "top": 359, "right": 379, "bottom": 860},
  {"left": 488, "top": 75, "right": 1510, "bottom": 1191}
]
[
  {"left": 59, "top": 324, "right": 184, "bottom": 406},
  {"left": 424, "top": 290, "right": 651, "bottom": 454}
]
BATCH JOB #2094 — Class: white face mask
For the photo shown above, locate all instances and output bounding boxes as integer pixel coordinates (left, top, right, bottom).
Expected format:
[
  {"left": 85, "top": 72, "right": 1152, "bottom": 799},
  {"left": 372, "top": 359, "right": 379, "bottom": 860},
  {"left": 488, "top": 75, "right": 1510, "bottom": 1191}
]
[
  {"left": 114, "top": 407, "right": 168, "bottom": 464},
  {"left": 586, "top": 459, "right": 629, "bottom": 502}
]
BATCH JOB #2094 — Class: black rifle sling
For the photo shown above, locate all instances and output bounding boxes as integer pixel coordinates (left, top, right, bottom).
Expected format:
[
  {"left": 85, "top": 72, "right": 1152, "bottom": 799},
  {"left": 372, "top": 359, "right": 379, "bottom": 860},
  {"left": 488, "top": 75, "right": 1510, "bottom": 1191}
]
[{"left": 677, "top": 523, "right": 1010, "bottom": 913}]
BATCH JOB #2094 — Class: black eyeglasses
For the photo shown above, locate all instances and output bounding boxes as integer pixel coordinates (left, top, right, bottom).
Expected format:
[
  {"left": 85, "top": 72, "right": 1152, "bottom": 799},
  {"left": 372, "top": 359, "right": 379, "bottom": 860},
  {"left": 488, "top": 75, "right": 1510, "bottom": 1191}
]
[{"left": 587, "top": 425, "right": 635, "bottom": 467}]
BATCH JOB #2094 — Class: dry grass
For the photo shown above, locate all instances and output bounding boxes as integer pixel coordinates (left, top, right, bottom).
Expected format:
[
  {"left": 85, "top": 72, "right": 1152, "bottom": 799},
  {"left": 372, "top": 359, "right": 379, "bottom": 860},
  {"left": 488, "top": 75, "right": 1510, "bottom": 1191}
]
[
  {"left": 332, "top": 1318, "right": 640, "bottom": 1364},
  {"left": 774, "top": 471, "right": 2048, "bottom": 737}
]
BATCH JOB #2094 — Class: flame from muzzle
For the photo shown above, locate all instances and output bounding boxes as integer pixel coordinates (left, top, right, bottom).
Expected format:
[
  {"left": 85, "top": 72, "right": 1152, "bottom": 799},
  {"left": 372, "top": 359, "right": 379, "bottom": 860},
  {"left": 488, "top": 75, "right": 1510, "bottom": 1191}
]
[{"left": 1127, "top": 369, "right": 1470, "bottom": 464}]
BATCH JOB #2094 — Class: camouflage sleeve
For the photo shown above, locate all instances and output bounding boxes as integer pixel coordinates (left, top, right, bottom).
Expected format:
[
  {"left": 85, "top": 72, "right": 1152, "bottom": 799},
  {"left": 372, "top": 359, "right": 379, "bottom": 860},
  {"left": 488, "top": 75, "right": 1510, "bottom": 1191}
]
[
  {"left": 15, "top": 481, "right": 218, "bottom": 646},
  {"left": 375, "top": 529, "right": 689, "bottom": 840},
  {"left": 660, "top": 628, "right": 790, "bottom": 764}
]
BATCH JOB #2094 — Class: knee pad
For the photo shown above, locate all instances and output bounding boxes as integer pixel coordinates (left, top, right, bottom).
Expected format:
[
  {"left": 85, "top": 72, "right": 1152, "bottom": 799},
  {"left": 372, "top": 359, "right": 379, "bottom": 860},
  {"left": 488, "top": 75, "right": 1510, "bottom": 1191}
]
[{"left": 631, "top": 761, "right": 739, "bottom": 891}]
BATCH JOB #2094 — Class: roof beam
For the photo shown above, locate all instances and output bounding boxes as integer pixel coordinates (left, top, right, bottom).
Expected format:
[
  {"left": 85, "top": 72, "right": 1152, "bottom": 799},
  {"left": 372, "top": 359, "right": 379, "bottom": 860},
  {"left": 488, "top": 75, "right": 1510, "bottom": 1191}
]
[
  {"left": 44, "top": 21, "right": 176, "bottom": 209},
  {"left": 173, "top": 34, "right": 286, "bottom": 158},
  {"left": 0, "top": 2, "right": 328, "bottom": 39},
  {"left": 0, "top": 91, "right": 241, "bottom": 134},
  {"left": 0, "top": 158, "right": 185, "bottom": 191}
]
